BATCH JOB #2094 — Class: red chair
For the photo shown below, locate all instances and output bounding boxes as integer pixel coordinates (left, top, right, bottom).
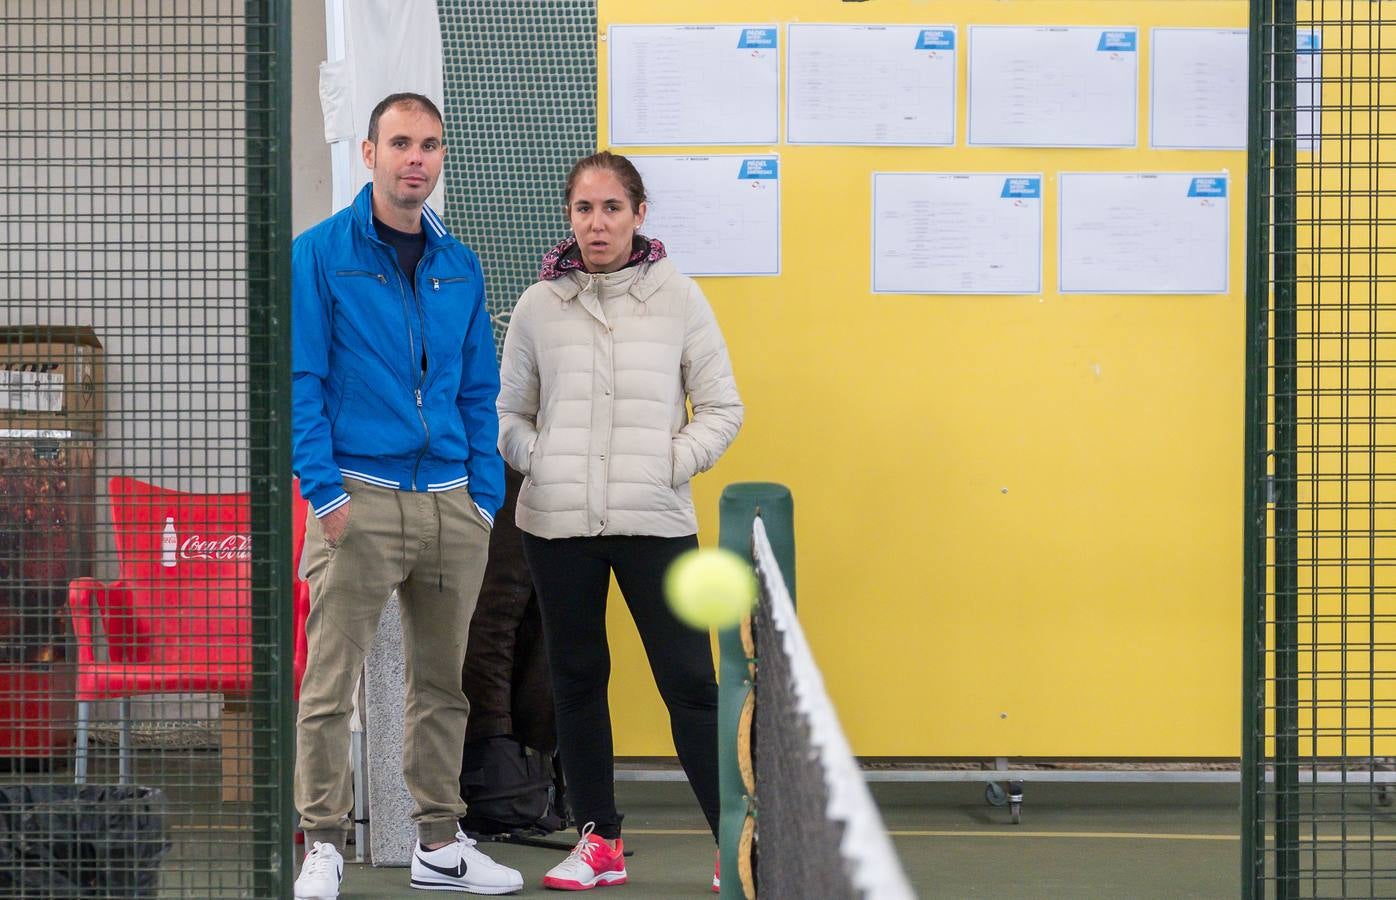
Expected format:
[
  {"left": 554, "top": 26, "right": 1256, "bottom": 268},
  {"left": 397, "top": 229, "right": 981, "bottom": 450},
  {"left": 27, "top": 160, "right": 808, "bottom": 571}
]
[
  {"left": 291, "top": 482, "right": 310, "bottom": 700},
  {"left": 67, "top": 476, "right": 309, "bottom": 782}
]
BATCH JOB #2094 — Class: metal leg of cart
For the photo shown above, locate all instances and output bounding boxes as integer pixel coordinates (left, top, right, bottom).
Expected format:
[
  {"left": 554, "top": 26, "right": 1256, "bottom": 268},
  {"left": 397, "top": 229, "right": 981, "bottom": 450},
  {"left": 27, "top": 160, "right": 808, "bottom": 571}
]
[{"left": 1376, "top": 757, "right": 1394, "bottom": 807}]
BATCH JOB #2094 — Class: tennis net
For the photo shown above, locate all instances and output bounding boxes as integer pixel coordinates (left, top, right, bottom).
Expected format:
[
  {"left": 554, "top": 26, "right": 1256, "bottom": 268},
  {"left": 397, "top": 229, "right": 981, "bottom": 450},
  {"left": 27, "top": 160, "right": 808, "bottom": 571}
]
[{"left": 746, "top": 516, "right": 915, "bottom": 899}]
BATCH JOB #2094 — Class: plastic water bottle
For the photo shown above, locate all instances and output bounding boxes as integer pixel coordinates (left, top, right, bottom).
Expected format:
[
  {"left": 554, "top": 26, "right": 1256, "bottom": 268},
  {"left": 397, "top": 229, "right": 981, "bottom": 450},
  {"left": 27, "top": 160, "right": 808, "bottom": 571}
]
[{"left": 161, "top": 516, "right": 177, "bottom": 568}]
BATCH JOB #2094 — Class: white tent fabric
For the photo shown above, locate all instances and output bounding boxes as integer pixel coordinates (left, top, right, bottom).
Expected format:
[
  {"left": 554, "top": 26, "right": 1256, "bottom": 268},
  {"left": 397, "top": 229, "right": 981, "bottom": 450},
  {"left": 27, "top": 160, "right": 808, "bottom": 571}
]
[{"left": 320, "top": 0, "right": 445, "bottom": 213}]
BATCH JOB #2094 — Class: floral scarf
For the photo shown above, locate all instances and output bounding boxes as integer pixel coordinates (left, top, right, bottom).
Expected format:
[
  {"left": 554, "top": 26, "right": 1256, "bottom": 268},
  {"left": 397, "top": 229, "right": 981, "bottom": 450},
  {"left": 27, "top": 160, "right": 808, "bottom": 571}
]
[{"left": 538, "top": 234, "right": 666, "bottom": 281}]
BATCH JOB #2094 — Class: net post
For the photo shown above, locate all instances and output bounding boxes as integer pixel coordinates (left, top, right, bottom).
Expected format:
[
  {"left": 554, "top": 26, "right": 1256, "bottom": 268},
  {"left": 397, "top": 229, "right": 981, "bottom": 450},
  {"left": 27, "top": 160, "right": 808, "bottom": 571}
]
[
  {"left": 245, "top": 1, "right": 295, "bottom": 894},
  {"left": 717, "top": 483, "right": 794, "bottom": 899},
  {"left": 1242, "top": 1, "right": 1275, "bottom": 896}
]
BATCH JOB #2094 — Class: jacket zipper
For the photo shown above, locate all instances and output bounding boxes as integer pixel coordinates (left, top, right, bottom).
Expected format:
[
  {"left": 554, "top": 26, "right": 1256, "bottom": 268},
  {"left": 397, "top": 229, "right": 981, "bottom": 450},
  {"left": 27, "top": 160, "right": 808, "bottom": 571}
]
[
  {"left": 361, "top": 229, "right": 449, "bottom": 491},
  {"left": 404, "top": 246, "right": 446, "bottom": 490},
  {"left": 390, "top": 264, "right": 431, "bottom": 491},
  {"left": 336, "top": 269, "right": 387, "bottom": 283}
]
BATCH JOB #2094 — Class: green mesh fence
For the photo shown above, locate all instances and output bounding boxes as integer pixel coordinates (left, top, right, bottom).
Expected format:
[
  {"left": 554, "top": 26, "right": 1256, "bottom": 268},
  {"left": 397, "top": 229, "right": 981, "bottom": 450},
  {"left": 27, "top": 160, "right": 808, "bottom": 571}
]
[
  {"left": 0, "top": 1, "right": 293, "bottom": 896},
  {"left": 437, "top": 0, "right": 599, "bottom": 359},
  {"left": 1244, "top": 2, "right": 1396, "bottom": 897}
]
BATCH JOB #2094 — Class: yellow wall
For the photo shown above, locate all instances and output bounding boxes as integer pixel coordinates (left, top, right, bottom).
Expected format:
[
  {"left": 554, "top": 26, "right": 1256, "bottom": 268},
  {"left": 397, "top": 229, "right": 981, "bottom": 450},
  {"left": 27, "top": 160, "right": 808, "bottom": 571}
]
[{"left": 599, "top": 0, "right": 1250, "bottom": 757}]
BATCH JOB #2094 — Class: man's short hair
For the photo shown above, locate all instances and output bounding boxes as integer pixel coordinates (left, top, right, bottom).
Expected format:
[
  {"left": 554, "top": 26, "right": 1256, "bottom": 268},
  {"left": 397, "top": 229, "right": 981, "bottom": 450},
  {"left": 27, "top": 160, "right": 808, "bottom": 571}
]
[{"left": 366, "top": 92, "right": 443, "bottom": 143}]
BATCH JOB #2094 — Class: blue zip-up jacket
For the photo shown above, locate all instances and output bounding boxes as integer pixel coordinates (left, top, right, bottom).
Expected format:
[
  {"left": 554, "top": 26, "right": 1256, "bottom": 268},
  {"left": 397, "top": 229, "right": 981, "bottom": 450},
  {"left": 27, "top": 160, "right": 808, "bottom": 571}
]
[{"left": 292, "top": 183, "right": 503, "bottom": 523}]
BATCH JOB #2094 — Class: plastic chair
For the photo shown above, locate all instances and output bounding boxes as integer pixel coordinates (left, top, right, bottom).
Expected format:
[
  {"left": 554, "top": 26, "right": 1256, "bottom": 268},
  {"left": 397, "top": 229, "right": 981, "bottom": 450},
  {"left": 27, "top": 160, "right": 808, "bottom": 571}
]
[
  {"left": 68, "top": 477, "right": 309, "bottom": 782},
  {"left": 291, "top": 481, "right": 309, "bottom": 699}
]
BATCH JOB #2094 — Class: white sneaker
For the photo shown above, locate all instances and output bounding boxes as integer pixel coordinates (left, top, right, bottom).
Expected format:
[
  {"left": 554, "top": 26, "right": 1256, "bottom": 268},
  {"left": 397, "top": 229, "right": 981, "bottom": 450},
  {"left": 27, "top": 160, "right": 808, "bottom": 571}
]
[
  {"left": 411, "top": 830, "right": 524, "bottom": 894},
  {"left": 294, "top": 842, "right": 343, "bottom": 900}
]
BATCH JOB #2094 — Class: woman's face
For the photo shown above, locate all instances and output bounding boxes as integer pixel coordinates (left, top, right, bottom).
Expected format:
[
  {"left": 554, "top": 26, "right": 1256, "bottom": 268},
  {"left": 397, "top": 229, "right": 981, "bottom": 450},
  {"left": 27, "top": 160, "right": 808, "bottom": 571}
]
[{"left": 567, "top": 168, "right": 647, "bottom": 274}]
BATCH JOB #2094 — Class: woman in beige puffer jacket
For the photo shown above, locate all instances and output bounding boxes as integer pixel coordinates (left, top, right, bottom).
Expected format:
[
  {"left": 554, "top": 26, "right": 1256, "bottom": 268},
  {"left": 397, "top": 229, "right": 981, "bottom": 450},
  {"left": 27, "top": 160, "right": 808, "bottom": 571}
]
[{"left": 497, "top": 151, "right": 741, "bottom": 891}]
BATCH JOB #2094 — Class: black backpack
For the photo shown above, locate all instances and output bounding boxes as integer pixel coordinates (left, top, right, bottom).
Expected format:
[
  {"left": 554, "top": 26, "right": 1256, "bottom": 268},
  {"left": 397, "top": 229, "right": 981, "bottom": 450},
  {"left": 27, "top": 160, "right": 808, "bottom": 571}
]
[{"left": 458, "top": 735, "right": 567, "bottom": 837}]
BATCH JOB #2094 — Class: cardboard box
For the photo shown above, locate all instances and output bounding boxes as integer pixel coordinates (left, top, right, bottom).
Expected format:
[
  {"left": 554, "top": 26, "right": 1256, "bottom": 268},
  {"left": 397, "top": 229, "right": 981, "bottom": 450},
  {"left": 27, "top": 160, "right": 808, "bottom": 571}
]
[
  {"left": 0, "top": 326, "right": 104, "bottom": 436},
  {"left": 220, "top": 703, "right": 253, "bottom": 803}
]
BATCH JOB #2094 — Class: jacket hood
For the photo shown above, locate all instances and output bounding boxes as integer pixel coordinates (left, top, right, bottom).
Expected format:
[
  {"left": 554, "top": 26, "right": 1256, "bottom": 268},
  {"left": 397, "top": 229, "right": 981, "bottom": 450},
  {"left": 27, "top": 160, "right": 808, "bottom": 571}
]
[{"left": 538, "top": 233, "right": 666, "bottom": 281}]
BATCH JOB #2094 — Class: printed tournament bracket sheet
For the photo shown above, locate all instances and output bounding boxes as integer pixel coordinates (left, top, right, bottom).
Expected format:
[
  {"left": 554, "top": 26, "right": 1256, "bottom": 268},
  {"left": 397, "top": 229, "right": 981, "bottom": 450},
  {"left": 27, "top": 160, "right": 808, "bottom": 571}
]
[
  {"left": 1150, "top": 28, "right": 1248, "bottom": 150},
  {"left": 787, "top": 24, "right": 956, "bottom": 145},
  {"left": 872, "top": 173, "right": 1043, "bottom": 294},
  {"left": 630, "top": 155, "right": 781, "bottom": 277},
  {"left": 968, "top": 26, "right": 1138, "bottom": 147},
  {"left": 608, "top": 25, "right": 779, "bottom": 146},
  {"left": 1058, "top": 172, "right": 1230, "bottom": 294}
]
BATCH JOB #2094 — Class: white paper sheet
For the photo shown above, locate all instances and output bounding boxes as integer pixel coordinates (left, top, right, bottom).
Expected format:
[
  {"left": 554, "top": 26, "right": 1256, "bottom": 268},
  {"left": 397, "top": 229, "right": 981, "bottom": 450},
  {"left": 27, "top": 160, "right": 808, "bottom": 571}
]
[
  {"left": 1059, "top": 172, "right": 1230, "bottom": 294},
  {"left": 1298, "top": 29, "right": 1321, "bottom": 152},
  {"left": 968, "top": 26, "right": 1138, "bottom": 147},
  {"left": 872, "top": 174, "right": 1043, "bottom": 295},
  {"left": 608, "top": 25, "right": 779, "bottom": 146},
  {"left": 1150, "top": 28, "right": 1248, "bottom": 150},
  {"left": 0, "top": 371, "right": 64, "bottom": 412},
  {"left": 630, "top": 155, "right": 781, "bottom": 277},
  {"left": 787, "top": 24, "right": 956, "bottom": 146}
]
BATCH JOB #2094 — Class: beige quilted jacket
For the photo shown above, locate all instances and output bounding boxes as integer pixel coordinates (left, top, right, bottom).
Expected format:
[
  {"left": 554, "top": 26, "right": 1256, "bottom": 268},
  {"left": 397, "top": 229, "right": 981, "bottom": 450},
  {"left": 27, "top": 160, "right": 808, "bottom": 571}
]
[{"left": 497, "top": 258, "right": 743, "bottom": 538}]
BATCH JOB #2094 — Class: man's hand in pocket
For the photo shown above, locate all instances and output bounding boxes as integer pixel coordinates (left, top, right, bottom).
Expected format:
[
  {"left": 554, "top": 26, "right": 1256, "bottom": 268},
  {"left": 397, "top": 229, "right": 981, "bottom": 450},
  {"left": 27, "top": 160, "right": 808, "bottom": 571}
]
[{"left": 321, "top": 502, "right": 351, "bottom": 546}]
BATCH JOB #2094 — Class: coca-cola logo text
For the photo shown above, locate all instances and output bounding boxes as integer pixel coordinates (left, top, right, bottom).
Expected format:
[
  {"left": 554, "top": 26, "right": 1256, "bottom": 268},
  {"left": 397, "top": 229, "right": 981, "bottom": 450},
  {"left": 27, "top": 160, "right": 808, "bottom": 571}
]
[{"left": 179, "top": 534, "right": 251, "bottom": 561}]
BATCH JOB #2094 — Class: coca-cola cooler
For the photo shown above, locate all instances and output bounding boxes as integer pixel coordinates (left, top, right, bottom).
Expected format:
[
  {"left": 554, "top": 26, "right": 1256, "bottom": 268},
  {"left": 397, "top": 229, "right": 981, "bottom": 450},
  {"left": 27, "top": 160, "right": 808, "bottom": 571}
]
[
  {"left": 0, "top": 326, "right": 103, "bottom": 762},
  {"left": 0, "top": 435, "right": 94, "bottom": 759}
]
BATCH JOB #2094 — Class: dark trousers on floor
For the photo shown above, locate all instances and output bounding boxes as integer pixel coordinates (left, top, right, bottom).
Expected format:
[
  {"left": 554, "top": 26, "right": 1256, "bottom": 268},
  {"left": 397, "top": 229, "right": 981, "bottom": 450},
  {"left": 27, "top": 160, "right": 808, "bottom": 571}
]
[{"left": 521, "top": 532, "right": 719, "bottom": 842}]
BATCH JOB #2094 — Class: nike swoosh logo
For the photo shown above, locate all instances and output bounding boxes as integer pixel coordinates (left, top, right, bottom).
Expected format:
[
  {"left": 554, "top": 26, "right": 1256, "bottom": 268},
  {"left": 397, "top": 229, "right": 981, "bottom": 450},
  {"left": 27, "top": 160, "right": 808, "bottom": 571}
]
[{"left": 417, "top": 856, "right": 466, "bottom": 879}]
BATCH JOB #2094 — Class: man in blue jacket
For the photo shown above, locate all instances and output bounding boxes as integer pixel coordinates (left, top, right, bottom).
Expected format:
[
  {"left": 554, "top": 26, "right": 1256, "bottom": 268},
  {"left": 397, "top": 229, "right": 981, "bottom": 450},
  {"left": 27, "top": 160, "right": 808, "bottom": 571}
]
[{"left": 290, "top": 92, "right": 521, "bottom": 899}]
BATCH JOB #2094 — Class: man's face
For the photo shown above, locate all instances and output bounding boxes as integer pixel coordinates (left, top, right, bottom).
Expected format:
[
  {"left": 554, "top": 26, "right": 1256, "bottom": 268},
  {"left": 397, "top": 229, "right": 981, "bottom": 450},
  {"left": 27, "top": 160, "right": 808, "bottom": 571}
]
[{"left": 362, "top": 103, "right": 445, "bottom": 212}]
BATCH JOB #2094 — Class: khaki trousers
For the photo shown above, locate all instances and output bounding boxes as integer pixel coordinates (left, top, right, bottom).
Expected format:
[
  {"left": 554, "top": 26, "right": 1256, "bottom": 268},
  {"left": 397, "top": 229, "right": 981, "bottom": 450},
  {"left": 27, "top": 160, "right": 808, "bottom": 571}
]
[{"left": 295, "top": 477, "right": 491, "bottom": 849}]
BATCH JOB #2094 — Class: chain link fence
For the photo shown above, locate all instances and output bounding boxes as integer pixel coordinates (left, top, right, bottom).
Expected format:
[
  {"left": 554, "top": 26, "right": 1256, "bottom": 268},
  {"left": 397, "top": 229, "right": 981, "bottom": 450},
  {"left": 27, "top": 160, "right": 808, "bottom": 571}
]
[
  {"left": 0, "top": 1, "right": 292, "bottom": 895},
  {"left": 1244, "top": 1, "right": 1396, "bottom": 896}
]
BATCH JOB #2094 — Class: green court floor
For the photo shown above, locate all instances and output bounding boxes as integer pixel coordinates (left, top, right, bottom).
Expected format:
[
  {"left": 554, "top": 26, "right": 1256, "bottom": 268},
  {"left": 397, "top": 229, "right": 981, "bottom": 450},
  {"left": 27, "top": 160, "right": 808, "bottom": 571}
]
[
  {"left": 329, "top": 780, "right": 1241, "bottom": 898},
  {"left": 63, "top": 749, "right": 1257, "bottom": 896}
]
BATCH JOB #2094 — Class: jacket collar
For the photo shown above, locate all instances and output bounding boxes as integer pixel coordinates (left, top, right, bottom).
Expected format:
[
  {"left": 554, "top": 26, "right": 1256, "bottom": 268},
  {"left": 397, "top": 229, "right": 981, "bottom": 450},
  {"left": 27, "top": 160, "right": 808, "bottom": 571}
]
[
  {"left": 351, "top": 182, "right": 454, "bottom": 250},
  {"left": 542, "top": 256, "right": 677, "bottom": 306}
]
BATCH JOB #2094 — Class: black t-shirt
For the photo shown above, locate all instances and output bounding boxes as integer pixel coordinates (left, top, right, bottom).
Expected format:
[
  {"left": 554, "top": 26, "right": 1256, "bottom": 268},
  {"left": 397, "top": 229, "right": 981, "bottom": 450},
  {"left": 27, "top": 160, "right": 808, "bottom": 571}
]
[
  {"left": 374, "top": 216, "right": 427, "bottom": 286},
  {"left": 374, "top": 216, "right": 429, "bottom": 373}
]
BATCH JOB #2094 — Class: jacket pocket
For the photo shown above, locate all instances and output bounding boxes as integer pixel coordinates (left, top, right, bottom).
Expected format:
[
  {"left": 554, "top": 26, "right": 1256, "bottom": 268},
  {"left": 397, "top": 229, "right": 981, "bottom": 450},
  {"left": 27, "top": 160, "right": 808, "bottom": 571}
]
[
  {"left": 528, "top": 426, "right": 550, "bottom": 483},
  {"left": 670, "top": 439, "right": 695, "bottom": 489},
  {"left": 335, "top": 268, "right": 388, "bottom": 284},
  {"left": 330, "top": 371, "right": 358, "bottom": 433},
  {"left": 428, "top": 275, "right": 473, "bottom": 291}
]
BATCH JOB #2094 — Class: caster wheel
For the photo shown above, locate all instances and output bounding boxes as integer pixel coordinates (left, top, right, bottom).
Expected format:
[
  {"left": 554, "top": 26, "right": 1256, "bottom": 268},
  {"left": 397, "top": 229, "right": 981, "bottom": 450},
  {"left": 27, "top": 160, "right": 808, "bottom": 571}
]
[
  {"left": 1010, "top": 802, "right": 1022, "bottom": 825},
  {"left": 984, "top": 782, "right": 1007, "bottom": 807}
]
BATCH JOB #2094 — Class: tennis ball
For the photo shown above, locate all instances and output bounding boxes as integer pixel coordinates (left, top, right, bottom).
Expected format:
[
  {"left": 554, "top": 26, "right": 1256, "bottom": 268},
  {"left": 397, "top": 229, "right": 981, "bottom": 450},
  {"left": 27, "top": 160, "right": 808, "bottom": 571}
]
[{"left": 664, "top": 547, "right": 757, "bottom": 631}]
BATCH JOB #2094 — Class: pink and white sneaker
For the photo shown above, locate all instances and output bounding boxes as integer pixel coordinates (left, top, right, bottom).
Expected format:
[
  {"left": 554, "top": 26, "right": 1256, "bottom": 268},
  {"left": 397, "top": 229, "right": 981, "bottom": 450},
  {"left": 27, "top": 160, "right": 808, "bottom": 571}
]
[{"left": 542, "top": 822, "right": 627, "bottom": 891}]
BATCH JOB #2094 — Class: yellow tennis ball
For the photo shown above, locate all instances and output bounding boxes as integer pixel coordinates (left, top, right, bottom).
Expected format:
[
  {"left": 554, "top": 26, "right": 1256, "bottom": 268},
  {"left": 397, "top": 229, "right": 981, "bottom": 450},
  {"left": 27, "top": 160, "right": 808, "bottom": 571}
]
[{"left": 664, "top": 547, "right": 757, "bottom": 631}]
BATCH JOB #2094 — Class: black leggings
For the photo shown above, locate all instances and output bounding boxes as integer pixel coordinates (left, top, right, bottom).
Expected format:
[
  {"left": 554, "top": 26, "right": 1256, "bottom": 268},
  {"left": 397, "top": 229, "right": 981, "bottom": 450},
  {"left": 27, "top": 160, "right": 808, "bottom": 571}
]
[{"left": 521, "top": 533, "right": 719, "bottom": 841}]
